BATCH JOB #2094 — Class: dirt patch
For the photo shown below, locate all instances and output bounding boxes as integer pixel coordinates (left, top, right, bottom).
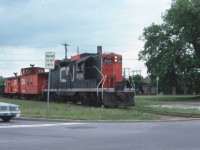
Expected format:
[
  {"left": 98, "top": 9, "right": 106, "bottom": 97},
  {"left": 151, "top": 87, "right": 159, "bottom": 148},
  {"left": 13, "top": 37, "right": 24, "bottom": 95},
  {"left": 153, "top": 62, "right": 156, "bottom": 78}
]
[{"left": 153, "top": 102, "right": 200, "bottom": 110}]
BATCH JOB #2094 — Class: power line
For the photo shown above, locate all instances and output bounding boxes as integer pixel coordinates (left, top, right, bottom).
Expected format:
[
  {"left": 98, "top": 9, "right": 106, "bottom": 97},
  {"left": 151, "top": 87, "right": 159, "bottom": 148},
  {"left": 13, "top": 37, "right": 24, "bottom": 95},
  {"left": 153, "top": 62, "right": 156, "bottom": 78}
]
[
  {"left": 123, "top": 59, "right": 138, "bottom": 60},
  {"left": 0, "top": 59, "right": 139, "bottom": 62},
  {"left": 0, "top": 58, "right": 139, "bottom": 62},
  {"left": 0, "top": 60, "right": 43, "bottom": 62}
]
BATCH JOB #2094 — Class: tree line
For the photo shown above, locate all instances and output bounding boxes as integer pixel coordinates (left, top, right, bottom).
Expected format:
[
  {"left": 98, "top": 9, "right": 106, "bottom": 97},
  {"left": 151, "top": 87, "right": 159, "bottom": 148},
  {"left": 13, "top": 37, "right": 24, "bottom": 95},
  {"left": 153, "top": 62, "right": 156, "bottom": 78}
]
[
  {"left": 138, "top": 0, "right": 200, "bottom": 94},
  {"left": 0, "top": 76, "right": 3, "bottom": 84}
]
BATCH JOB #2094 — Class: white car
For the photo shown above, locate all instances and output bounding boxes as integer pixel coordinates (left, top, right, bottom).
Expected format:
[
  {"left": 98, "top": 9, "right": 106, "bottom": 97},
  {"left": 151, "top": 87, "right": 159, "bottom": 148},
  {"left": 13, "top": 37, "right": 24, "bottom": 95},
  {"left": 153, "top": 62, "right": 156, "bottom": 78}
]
[{"left": 0, "top": 102, "right": 21, "bottom": 122}]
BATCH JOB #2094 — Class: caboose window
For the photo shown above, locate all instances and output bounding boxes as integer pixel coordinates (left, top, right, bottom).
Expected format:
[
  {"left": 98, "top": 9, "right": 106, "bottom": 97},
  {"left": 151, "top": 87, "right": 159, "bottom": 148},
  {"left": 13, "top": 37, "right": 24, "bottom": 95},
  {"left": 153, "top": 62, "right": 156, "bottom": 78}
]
[
  {"left": 26, "top": 69, "right": 30, "bottom": 74},
  {"left": 14, "top": 80, "right": 18, "bottom": 85},
  {"left": 39, "top": 69, "right": 44, "bottom": 73}
]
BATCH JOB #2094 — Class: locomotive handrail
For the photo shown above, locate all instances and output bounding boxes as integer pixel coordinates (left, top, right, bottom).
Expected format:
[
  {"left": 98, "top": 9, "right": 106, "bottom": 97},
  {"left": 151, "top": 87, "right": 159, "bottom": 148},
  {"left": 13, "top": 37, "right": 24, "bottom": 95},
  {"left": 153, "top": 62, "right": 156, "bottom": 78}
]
[
  {"left": 71, "top": 65, "right": 75, "bottom": 81},
  {"left": 128, "top": 77, "right": 135, "bottom": 91},
  {"left": 92, "top": 66, "right": 105, "bottom": 99},
  {"left": 101, "top": 75, "right": 107, "bottom": 99},
  {"left": 102, "top": 75, "right": 107, "bottom": 87}
]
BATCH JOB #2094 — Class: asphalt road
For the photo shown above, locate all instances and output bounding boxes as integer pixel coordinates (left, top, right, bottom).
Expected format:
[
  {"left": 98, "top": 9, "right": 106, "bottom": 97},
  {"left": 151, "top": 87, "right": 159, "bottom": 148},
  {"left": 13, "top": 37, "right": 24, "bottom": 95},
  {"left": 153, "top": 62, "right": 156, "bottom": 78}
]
[{"left": 1, "top": 119, "right": 200, "bottom": 150}]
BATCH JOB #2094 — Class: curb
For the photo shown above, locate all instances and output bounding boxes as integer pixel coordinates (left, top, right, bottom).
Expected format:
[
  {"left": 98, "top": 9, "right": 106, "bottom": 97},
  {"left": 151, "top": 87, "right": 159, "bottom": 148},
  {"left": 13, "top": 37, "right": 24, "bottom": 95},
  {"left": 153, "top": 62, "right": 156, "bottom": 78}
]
[{"left": 14, "top": 117, "right": 200, "bottom": 123}]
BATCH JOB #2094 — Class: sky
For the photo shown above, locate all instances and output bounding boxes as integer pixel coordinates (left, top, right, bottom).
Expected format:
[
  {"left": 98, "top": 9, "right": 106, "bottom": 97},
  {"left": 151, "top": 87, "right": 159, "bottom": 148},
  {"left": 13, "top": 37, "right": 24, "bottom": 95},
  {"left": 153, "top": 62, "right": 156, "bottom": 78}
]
[{"left": 0, "top": 0, "right": 172, "bottom": 77}]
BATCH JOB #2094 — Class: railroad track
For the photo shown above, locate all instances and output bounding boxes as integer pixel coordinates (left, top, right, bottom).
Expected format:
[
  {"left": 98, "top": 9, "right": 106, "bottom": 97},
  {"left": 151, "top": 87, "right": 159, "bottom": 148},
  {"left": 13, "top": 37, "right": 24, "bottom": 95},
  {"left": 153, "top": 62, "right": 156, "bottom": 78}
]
[{"left": 134, "top": 108, "right": 200, "bottom": 118}]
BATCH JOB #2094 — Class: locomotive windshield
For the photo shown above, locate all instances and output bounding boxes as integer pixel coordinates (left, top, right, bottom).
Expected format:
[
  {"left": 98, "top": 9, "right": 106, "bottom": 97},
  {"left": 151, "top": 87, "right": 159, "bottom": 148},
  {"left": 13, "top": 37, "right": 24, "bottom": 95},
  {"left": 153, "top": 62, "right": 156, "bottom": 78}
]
[{"left": 117, "top": 58, "right": 122, "bottom": 63}]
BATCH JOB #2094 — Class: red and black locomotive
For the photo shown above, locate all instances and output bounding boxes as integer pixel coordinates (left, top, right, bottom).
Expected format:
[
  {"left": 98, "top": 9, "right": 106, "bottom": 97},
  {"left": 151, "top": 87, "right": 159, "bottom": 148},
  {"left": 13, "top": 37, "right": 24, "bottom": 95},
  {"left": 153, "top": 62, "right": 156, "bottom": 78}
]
[{"left": 3, "top": 46, "right": 135, "bottom": 107}]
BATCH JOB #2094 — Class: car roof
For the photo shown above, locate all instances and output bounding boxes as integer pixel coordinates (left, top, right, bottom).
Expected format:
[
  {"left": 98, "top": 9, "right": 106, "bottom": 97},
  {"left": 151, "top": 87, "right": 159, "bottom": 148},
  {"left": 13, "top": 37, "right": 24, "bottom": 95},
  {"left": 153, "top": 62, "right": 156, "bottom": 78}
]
[{"left": 0, "top": 102, "right": 19, "bottom": 107}]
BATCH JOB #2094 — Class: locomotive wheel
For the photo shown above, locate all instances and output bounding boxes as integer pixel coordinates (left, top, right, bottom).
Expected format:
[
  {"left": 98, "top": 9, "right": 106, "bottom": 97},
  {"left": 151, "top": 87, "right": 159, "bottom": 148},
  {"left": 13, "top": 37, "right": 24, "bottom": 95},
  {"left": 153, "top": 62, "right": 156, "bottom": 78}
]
[
  {"left": 80, "top": 93, "right": 89, "bottom": 106},
  {"left": 51, "top": 93, "right": 57, "bottom": 102},
  {"left": 24, "top": 95, "right": 30, "bottom": 100},
  {"left": 72, "top": 94, "right": 80, "bottom": 104},
  {"left": 81, "top": 96, "right": 89, "bottom": 106},
  {"left": 88, "top": 93, "right": 100, "bottom": 107}
]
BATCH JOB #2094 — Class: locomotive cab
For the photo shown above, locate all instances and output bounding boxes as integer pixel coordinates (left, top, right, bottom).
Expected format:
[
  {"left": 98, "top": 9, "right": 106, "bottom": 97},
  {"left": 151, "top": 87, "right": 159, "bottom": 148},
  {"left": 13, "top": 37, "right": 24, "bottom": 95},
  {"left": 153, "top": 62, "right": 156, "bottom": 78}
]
[
  {"left": 102, "top": 53, "right": 122, "bottom": 88},
  {"left": 101, "top": 53, "right": 135, "bottom": 107}
]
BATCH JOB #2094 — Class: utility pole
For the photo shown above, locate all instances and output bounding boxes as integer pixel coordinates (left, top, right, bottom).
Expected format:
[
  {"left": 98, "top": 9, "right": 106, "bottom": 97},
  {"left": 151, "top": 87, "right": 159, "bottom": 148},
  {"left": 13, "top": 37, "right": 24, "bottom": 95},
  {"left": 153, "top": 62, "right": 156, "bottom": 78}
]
[
  {"left": 62, "top": 43, "right": 69, "bottom": 59},
  {"left": 123, "top": 68, "right": 130, "bottom": 78}
]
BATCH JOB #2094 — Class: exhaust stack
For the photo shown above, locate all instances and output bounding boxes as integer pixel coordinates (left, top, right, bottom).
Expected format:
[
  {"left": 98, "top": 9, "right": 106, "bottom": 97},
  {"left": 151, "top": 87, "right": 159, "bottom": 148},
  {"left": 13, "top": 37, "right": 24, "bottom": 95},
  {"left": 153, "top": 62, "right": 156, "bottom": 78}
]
[{"left": 97, "top": 46, "right": 102, "bottom": 55}]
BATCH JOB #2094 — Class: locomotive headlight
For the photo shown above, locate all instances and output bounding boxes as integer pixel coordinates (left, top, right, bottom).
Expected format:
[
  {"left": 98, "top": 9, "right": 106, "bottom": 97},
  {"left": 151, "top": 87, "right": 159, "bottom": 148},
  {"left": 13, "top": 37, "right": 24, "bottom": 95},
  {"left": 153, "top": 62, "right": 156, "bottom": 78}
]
[{"left": 114, "top": 56, "right": 117, "bottom": 62}]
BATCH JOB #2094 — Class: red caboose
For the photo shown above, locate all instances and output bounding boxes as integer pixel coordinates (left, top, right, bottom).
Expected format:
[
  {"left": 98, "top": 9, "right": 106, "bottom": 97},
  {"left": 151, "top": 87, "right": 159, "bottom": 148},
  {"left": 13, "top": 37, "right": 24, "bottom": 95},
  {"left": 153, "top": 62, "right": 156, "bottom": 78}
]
[
  {"left": 20, "top": 66, "right": 48, "bottom": 99},
  {"left": 4, "top": 76, "right": 20, "bottom": 98}
]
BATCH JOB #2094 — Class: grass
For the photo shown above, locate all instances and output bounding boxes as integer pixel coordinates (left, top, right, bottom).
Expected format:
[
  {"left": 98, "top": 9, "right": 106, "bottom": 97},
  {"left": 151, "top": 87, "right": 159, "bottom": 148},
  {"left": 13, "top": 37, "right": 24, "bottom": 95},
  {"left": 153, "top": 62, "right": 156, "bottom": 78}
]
[
  {"left": 135, "top": 95, "right": 200, "bottom": 115},
  {"left": 1, "top": 95, "right": 200, "bottom": 120},
  {"left": 0, "top": 97, "right": 160, "bottom": 120}
]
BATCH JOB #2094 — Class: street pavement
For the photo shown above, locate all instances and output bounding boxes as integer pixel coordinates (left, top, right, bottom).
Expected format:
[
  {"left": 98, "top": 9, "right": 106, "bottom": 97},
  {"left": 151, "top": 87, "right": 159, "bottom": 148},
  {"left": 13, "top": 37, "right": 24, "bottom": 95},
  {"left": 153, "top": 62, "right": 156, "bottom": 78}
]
[{"left": 0, "top": 119, "right": 200, "bottom": 150}]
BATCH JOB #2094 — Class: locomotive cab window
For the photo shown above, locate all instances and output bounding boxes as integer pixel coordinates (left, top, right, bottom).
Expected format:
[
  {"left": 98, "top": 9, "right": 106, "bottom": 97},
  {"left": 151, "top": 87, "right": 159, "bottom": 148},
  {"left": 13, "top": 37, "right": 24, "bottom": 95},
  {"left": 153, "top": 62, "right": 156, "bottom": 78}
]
[
  {"left": 60, "top": 67, "right": 69, "bottom": 82},
  {"left": 117, "top": 58, "right": 122, "bottom": 63},
  {"left": 61, "top": 70, "right": 66, "bottom": 79},
  {"left": 77, "top": 62, "right": 84, "bottom": 72}
]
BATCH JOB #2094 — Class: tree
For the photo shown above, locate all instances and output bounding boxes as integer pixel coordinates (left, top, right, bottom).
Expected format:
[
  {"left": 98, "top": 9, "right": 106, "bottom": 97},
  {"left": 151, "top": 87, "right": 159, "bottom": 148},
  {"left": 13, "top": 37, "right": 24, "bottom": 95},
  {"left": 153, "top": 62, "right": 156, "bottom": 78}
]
[
  {"left": 0, "top": 76, "right": 4, "bottom": 84},
  {"left": 132, "top": 75, "right": 143, "bottom": 94},
  {"left": 164, "top": 0, "right": 200, "bottom": 58},
  {"left": 139, "top": 0, "right": 200, "bottom": 94}
]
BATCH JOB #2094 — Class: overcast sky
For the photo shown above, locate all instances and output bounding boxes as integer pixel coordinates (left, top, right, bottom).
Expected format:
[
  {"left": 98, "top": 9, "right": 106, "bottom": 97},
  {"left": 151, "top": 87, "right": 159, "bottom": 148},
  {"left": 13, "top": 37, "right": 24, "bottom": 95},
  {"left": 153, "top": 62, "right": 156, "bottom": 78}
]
[{"left": 0, "top": 0, "right": 172, "bottom": 77}]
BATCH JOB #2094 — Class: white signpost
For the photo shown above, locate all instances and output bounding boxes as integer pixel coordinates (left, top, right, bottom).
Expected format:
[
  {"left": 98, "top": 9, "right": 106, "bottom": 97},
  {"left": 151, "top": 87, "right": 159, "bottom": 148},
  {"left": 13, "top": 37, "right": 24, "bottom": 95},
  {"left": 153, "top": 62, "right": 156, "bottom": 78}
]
[
  {"left": 156, "top": 77, "right": 159, "bottom": 102},
  {"left": 45, "top": 52, "right": 55, "bottom": 69},
  {"left": 45, "top": 52, "right": 55, "bottom": 117}
]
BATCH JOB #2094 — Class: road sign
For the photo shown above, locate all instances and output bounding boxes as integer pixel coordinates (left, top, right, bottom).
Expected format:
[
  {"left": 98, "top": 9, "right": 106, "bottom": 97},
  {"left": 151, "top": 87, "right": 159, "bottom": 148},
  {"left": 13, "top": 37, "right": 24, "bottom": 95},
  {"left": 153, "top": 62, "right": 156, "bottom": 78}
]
[
  {"left": 45, "top": 52, "right": 55, "bottom": 118},
  {"left": 45, "top": 52, "right": 55, "bottom": 69}
]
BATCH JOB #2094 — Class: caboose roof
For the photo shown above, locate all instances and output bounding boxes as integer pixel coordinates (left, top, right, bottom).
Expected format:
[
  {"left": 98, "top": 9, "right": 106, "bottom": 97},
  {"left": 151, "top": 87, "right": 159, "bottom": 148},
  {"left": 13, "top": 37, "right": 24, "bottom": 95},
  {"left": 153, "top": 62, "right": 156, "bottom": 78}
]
[
  {"left": 21, "top": 67, "right": 44, "bottom": 69},
  {"left": 4, "top": 76, "right": 20, "bottom": 80}
]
